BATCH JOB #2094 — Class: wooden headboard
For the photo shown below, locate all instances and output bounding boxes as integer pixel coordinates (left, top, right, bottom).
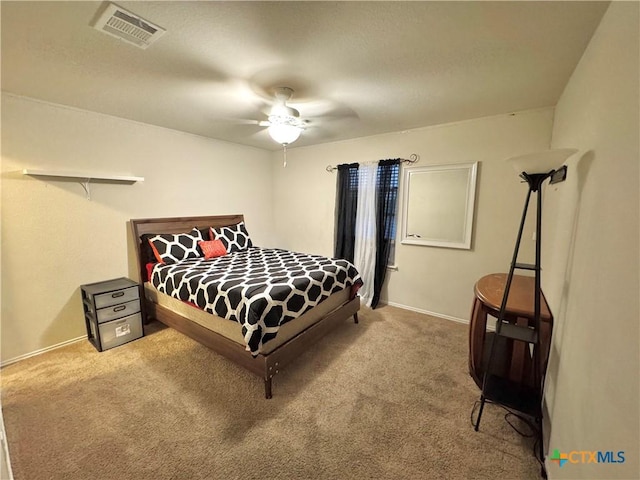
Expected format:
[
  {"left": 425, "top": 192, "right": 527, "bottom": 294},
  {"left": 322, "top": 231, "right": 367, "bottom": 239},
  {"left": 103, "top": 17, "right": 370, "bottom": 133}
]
[{"left": 130, "top": 214, "right": 244, "bottom": 283}]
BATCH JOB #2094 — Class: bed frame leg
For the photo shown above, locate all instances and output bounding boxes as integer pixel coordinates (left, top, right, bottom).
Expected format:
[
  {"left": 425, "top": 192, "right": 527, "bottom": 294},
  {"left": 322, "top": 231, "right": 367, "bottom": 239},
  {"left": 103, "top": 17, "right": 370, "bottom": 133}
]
[
  {"left": 264, "top": 377, "right": 273, "bottom": 399},
  {"left": 353, "top": 312, "right": 359, "bottom": 324}
]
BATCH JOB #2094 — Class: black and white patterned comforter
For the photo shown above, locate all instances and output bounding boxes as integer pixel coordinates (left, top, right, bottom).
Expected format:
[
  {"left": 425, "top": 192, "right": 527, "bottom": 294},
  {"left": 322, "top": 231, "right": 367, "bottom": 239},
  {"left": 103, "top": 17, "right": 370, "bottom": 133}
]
[{"left": 150, "top": 247, "right": 362, "bottom": 355}]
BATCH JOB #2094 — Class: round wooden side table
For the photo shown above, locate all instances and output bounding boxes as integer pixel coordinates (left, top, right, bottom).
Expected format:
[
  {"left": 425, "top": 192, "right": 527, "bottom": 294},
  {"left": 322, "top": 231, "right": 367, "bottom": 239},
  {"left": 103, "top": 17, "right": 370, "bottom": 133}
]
[{"left": 468, "top": 273, "right": 553, "bottom": 390}]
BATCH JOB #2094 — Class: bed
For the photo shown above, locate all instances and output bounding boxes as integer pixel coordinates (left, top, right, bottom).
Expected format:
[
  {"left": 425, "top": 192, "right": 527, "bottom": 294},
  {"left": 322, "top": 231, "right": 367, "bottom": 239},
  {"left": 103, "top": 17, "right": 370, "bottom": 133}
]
[{"left": 130, "top": 214, "right": 362, "bottom": 398}]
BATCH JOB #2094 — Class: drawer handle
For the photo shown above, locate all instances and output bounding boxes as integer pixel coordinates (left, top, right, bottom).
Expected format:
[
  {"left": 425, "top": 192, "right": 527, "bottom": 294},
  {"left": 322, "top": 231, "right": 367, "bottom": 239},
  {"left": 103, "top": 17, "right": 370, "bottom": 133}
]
[
  {"left": 113, "top": 305, "right": 126, "bottom": 312},
  {"left": 111, "top": 291, "right": 125, "bottom": 298}
]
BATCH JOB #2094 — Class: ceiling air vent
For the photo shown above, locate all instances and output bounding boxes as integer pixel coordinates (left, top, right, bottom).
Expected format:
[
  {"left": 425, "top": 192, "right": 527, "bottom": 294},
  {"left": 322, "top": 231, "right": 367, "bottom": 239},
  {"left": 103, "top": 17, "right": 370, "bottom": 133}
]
[{"left": 92, "top": 3, "right": 165, "bottom": 49}]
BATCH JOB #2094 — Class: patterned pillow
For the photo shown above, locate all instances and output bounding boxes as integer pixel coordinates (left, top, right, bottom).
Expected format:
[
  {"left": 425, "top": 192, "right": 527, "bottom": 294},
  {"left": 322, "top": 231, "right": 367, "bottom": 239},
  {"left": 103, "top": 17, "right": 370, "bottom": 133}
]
[
  {"left": 148, "top": 228, "right": 203, "bottom": 264},
  {"left": 209, "top": 221, "right": 253, "bottom": 253},
  {"left": 198, "top": 239, "right": 227, "bottom": 259}
]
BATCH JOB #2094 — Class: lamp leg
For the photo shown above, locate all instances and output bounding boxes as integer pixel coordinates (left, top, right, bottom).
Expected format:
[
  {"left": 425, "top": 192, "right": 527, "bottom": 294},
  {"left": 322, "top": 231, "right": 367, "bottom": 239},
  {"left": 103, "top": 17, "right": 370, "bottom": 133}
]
[{"left": 474, "top": 396, "right": 486, "bottom": 431}]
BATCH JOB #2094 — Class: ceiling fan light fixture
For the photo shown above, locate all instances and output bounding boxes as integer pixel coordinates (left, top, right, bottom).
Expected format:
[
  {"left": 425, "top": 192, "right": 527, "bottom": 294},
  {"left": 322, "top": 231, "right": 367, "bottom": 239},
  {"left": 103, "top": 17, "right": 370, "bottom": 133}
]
[
  {"left": 267, "top": 114, "right": 304, "bottom": 145},
  {"left": 268, "top": 123, "right": 302, "bottom": 145}
]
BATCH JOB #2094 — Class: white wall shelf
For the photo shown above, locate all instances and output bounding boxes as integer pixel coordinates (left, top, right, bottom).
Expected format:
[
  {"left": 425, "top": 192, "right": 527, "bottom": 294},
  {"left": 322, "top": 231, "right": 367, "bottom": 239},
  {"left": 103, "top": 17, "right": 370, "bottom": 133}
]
[
  {"left": 22, "top": 169, "right": 144, "bottom": 183},
  {"left": 22, "top": 169, "right": 144, "bottom": 200}
]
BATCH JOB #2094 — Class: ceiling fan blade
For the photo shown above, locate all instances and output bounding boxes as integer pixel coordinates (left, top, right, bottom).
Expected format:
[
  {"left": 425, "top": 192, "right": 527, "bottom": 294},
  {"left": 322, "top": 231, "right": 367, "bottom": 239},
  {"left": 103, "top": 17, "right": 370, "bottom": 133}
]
[
  {"left": 208, "top": 117, "right": 263, "bottom": 127},
  {"left": 229, "top": 119, "right": 261, "bottom": 125},
  {"left": 296, "top": 100, "right": 359, "bottom": 122},
  {"left": 248, "top": 128, "right": 271, "bottom": 141}
]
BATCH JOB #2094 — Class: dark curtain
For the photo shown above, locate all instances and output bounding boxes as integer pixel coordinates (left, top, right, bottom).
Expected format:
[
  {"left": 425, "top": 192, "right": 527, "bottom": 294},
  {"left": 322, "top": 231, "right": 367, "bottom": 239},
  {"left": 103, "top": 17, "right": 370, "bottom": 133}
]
[
  {"left": 371, "top": 159, "right": 400, "bottom": 308},
  {"left": 334, "top": 163, "right": 359, "bottom": 262}
]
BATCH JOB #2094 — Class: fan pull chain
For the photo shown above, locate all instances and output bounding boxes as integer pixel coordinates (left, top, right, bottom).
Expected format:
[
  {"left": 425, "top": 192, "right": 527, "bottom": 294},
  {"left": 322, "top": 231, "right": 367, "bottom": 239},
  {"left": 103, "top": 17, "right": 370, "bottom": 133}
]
[{"left": 283, "top": 143, "right": 288, "bottom": 168}]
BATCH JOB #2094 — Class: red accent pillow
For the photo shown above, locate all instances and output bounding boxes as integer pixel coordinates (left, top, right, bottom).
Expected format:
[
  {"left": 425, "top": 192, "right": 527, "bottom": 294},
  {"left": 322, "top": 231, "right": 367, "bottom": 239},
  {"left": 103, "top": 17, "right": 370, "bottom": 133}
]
[
  {"left": 198, "top": 239, "right": 227, "bottom": 259},
  {"left": 145, "top": 262, "right": 156, "bottom": 282},
  {"left": 148, "top": 241, "right": 164, "bottom": 264}
]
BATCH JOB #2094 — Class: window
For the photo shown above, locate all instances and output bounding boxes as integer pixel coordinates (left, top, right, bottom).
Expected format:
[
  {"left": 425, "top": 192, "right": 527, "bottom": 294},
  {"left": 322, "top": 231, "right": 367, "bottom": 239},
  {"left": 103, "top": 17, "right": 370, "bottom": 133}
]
[{"left": 345, "top": 163, "right": 399, "bottom": 265}]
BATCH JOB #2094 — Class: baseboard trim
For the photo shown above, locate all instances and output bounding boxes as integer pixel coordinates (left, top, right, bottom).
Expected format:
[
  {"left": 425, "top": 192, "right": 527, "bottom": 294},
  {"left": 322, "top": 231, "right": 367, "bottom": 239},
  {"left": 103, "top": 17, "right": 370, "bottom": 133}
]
[
  {"left": 542, "top": 399, "right": 551, "bottom": 479},
  {"left": 0, "top": 303, "right": 480, "bottom": 366},
  {"left": 1, "top": 336, "right": 86, "bottom": 368},
  {"left": 381, "top": 301, "right": 470, "bottom": 325},
  {"left": 0, "top": 407, "right": 14, "bottom": 480}
]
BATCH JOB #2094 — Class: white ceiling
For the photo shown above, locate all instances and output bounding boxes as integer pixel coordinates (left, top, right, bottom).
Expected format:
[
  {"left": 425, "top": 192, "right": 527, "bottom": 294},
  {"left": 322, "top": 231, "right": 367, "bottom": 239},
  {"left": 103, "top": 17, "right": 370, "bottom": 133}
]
[{"left": 1, "top": 1, "right": 609, "bottom": 151}]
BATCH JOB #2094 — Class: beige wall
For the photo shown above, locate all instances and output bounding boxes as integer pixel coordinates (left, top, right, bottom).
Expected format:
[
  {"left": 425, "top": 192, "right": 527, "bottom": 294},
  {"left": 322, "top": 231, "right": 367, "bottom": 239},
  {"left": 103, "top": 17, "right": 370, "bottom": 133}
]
[
  {"left": 1, "top": 94, "right": 274, "bottom": 363},
  {"left": 271, "top": 108, "right": 553, "bottom": 321},
  {"left": 0, "top": 98, "right": 553, "bottom": 362},
  {"left": 542, "top": 3, "right": 640, "bottom": 479}
]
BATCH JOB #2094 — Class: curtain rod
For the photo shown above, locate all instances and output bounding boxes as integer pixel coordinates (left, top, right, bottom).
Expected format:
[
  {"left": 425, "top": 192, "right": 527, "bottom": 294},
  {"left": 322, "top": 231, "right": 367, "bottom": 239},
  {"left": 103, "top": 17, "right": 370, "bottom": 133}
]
[{"left": 325, "top": 154, "right": 419, "bottom": 172}]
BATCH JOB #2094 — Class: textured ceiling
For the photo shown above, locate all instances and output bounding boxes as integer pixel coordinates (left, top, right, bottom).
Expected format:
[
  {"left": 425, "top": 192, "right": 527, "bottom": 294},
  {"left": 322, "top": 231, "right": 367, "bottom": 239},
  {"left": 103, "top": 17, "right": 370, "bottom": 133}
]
[{"left": 1, "top": 1, "right": 609, "bottom": 151}]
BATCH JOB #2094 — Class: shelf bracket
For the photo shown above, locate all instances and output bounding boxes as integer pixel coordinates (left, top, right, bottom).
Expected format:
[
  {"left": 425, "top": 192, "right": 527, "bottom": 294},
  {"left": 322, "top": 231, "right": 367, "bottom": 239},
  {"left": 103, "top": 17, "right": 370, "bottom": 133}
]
[{"left": 79, "top": 179, "right": 91, "bottom": 200}]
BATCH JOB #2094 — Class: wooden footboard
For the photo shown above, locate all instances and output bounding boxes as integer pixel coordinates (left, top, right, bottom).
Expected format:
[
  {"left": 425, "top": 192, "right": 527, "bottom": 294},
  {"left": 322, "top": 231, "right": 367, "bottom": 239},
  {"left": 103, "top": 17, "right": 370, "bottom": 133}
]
[{"left": 146, "top": 296, "right": 360, "bottom": 398}]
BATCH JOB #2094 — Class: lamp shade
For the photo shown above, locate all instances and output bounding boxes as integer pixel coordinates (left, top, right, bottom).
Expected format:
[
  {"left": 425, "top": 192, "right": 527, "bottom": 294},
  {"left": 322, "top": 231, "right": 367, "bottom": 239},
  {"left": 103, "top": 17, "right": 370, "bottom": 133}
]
[
  {"left": 268, "top": 123, "right": 302, "bottom": 145},
  {"left": 507, "top": 149, "right": 577, "bottom": 175}
]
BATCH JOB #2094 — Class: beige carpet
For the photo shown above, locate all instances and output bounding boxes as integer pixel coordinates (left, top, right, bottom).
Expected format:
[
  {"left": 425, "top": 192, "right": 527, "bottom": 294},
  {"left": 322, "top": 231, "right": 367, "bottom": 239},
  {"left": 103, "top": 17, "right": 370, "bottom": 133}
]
[{"left": 2, "top": 305, "right": 541, "bottom": 479}]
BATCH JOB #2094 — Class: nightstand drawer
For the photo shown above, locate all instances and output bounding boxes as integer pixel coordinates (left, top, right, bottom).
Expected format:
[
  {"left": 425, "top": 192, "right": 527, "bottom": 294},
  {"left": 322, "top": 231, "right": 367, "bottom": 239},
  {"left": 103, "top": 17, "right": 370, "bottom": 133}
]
[
  {"left": 96, "top": 299, "right": 141, "bottom": 324},
  {"left": 94, "top": 286, "right": 139, "bottom": 309},
  {"left": 98, "top": 313, "right": 143, "bottom": 350}
]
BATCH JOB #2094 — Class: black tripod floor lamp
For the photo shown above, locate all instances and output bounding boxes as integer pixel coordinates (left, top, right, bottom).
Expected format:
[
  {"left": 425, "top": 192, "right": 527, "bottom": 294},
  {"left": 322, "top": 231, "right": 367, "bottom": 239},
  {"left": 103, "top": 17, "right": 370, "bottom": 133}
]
[{"left": 473, "top": 148, "right": 577, "bottom": 476}]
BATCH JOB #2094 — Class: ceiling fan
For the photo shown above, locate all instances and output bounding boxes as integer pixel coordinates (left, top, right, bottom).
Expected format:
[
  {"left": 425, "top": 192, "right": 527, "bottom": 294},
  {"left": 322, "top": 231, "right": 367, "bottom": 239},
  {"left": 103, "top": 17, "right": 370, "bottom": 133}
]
[
  {"left": 219, "top": 80, "right": 359, "bottom": 163},
  {"left": 258, "top": 86, "right": 308, "bottom": 146}
]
